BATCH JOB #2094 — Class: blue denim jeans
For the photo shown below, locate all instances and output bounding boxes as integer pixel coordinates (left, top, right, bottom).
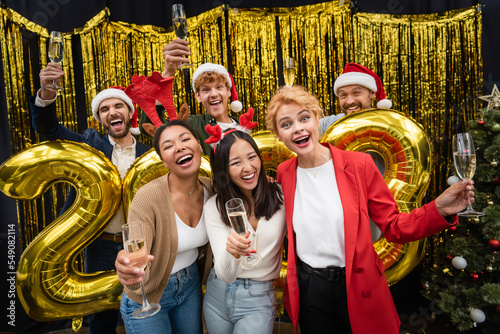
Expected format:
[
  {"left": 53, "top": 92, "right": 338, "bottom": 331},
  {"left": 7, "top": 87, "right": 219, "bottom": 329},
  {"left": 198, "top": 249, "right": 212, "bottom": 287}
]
[
  {"left": 85, "top": 238, "right": 123, "bottom": 334},
  {"left": 121, "top": 261, "right": 202, "bottom": 334},
  {"left": 203, "top": 268, "right": 277, "bottom": 334}
]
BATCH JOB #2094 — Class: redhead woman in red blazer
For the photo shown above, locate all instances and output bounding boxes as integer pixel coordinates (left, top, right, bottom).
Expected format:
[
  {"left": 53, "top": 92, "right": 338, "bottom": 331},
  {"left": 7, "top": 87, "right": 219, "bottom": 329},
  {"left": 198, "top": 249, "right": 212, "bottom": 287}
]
[{"left": 265, "top": 86, "right": 474, "bottom": 334}]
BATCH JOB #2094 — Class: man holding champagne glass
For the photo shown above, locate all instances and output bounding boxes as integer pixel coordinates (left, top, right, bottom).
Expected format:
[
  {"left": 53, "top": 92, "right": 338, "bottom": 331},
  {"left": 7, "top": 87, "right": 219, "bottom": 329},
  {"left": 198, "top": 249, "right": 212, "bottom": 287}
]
[{"left": 140, "top": 38, "right": 244, "bottom": 154}]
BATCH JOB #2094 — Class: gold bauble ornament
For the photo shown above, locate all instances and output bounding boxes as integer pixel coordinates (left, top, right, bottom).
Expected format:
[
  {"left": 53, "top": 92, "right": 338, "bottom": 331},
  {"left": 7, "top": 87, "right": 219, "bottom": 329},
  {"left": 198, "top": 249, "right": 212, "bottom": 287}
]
[
  {"left": 491, "top": 160, "right": 498, "bottom": 167},
  {"left": 490, "top": 123, "right": 500, "bottom": 133},
  {"left": 486, "top": 266, "right": 494, "bottom": 272},
  {"left": 488, "top": 200, "right": 495, "bottom": 206}
]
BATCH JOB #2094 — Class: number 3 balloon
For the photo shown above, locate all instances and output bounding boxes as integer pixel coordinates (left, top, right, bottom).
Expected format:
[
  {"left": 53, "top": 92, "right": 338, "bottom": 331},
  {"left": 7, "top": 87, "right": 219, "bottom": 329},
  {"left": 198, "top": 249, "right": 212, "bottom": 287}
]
[{"left": 322, "top": 108, "right": 432, "bottom": 285}]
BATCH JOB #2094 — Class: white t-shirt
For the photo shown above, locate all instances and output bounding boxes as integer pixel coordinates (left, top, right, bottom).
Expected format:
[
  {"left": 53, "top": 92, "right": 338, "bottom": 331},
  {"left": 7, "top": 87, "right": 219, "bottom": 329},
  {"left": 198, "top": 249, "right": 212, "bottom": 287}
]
[
  {"left": 293, "top": 159, "right": 345, "bottom": 267},
  {"left": 171, "top": 186, "right": 210, "bottom": 274}
]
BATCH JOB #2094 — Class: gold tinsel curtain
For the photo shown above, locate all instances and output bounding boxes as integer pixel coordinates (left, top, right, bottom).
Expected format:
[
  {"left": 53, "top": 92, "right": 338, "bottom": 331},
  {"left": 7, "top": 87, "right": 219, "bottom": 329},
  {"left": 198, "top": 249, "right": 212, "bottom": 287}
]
[
  {"left": 0, "top": 3, "right": 483, "bottom": 249},
  {"left": 353, "top": 7, "right": 482, "bottom": 202},
  {"left": 1, "top": 7, "right": 78, "bottom": 244},
  {"left": 77, "top": 6, "right": 227, "bottom": 134},
  {"left": 229, "top": 3, "right": 351, "bottom": 129}
]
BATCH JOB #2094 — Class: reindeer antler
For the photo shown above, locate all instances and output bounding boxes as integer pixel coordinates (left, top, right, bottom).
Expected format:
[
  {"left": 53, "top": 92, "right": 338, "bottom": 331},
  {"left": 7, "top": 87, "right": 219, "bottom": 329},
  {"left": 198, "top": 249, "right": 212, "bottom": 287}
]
[
  {"left": 204, "top": 124, "right": 222, "bottom": 144},
  {"left": 239, "top": 108, "right": 257, "bottom": 130},
  {"left": 146, "top": 72, "right": 177, "bottom": 121},
  {"left": 125, "top": 75, "right": 163, "bottom": 128}
]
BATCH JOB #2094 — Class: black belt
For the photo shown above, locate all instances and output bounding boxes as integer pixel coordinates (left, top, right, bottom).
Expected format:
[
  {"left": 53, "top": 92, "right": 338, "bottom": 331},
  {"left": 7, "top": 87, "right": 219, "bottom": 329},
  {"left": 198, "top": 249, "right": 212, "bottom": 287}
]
[{"left": 298, "top": 260, "right": 345, "bottom": 282}]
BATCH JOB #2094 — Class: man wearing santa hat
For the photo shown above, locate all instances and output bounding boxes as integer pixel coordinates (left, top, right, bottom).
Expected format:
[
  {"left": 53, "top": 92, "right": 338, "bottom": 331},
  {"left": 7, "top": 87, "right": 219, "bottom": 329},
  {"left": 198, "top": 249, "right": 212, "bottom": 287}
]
[
  {"left": 318, "top": 63, "right": 393, "bottom": 136},
  {"left": 139, "top": 39, "right": 241, "bottom": 155},
  {"left": 28, "top": 62, "right": 150, "bottom": 334}
]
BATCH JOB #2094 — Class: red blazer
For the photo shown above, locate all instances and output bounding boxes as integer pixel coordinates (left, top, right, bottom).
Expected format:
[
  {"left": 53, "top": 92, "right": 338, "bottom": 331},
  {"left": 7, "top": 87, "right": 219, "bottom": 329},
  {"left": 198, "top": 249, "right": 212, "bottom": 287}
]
[{"left": 277, "top": 143, "right": 457, "bottom": 334}]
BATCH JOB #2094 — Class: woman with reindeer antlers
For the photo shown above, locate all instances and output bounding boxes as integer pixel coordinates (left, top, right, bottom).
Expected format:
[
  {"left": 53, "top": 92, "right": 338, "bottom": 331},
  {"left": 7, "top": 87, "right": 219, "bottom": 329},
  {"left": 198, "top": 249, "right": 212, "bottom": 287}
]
[{"left": 202, "top": 109, "right": 286, "bottom": 334}]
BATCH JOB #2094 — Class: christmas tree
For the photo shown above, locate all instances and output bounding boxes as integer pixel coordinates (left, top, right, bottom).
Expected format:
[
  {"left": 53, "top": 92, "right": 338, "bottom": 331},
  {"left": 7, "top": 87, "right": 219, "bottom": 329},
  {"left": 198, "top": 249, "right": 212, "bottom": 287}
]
[{"left": 421, "top": 87, "right": 500, "bottom": 333}]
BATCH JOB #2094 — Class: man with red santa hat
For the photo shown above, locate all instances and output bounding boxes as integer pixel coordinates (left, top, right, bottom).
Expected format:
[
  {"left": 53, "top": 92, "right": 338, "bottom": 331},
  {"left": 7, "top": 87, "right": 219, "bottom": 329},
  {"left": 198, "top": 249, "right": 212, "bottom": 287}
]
[{"left": 319, "top": 63, "right": 392, "bottom": 136}]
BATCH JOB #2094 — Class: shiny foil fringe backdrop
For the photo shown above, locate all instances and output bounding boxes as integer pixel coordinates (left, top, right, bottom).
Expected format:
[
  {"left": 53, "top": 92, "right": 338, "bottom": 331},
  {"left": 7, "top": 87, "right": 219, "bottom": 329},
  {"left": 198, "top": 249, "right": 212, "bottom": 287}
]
[
  {"left": 1, "top": 3, "right": 483, "bottom": 255},
  {"left": 353, "top": 7, "right": 482, "bottom": 206}
]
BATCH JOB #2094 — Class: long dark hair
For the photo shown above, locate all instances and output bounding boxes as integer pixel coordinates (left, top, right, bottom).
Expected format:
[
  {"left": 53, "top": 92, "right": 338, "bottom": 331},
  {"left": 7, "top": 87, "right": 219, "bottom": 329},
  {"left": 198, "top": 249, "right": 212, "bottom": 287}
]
[{"left": 210, "top": 130, "right": 283, "bottom": 227}]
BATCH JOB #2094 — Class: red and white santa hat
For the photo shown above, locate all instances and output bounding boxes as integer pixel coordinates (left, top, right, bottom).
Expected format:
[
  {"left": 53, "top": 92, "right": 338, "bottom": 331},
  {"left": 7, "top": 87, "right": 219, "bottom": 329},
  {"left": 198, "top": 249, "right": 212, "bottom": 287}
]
[
  {"left": 191, "top": 63, "right": 243, "bottom": 113},
  {"left": 333, "top": 63, "right": 392, "bottom": 109},
  {"left": 91, "top": 87, "right": 140, "bottom": 135}
]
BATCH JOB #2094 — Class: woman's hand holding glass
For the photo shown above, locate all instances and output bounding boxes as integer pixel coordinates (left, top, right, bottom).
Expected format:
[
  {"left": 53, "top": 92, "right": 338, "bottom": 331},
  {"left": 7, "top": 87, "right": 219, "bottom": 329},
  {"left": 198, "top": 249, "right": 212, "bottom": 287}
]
[
  {"left": 452, "top": 133, "right": 484, "bottom": 217},
  {"left": 434, "top": 179, "right": 476, "bottom": 217},
  {"left": 225, "top": 198, "right": 262, "bottom": 269},
  {"left": 121, "top": 223, "right": 160, "bottom": 319},
  {"left": 226, "top": 230, "right": 256, "bottom": 260},
  {"left": 115, "top": 250, "right": 154, "bottom": 286}
]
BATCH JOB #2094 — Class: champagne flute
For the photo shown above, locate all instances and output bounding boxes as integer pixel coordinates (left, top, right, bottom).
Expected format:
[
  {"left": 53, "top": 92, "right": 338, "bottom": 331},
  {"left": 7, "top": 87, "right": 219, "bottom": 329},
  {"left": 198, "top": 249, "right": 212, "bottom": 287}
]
[
  {"left": 172, "top": 4, "right": 194, "bottom": 69},
  {"left": 283, "top": 57, "right": 296, "bottom": 87},
  {"left": 45, "top": 31, "right": 64, "bottom": 91},
  {"left": 122, "top": 223, "right": 161, "bottom": 318},
  {"left": 225, "top": 198, "right": 262, "bottom": 269},
  {"left": 452, "top": 133, "right": 484, "bottom": 217}
]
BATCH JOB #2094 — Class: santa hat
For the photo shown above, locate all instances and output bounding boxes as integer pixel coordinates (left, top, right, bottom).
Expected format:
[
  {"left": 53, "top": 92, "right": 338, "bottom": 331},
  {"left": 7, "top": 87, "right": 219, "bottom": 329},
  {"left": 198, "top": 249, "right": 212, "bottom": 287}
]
[
  {"left": 191, "top": 63, "right": 243, "bottom": 113},
  {"left": 91, "top": 87, "right": 140, "bottom": 135},
  {"left": 333, "top": 63, "right": 392, "bottom": 109}
]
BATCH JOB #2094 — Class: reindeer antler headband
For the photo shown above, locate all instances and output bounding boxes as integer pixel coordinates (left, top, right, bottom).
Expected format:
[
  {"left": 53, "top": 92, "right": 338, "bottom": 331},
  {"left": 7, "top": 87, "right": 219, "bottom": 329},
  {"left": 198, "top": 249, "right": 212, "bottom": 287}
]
[{"left": 204, "top": 108, "right": 257, "bottom": 150}]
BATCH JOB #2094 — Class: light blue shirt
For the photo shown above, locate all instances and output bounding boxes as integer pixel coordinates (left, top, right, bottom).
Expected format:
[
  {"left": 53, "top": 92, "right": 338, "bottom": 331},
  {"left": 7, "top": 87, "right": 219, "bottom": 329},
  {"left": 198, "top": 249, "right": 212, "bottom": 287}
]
[{"left": 318, "top": 113, "right": 346, "bottom": 137}]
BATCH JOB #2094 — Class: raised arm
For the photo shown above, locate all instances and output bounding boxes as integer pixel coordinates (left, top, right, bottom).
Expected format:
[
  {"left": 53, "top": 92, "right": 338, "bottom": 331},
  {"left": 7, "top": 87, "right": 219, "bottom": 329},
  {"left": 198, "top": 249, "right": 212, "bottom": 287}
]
[{"left": 162, "top": 39, "right": 191, "bottom": 78}]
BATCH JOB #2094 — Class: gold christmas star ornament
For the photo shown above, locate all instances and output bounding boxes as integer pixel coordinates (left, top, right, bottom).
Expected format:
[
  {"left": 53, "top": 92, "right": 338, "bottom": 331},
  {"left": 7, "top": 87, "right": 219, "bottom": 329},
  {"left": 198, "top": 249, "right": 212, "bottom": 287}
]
[{"left": 479, "top": 84, "right": 500, "bottom": 110}]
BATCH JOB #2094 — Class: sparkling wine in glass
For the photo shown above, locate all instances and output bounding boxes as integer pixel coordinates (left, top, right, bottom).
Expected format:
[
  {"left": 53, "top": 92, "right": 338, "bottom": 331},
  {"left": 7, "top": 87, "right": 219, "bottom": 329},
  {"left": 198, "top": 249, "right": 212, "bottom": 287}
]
[
  {"left": 172, "top": 4, "right": 193, "bottom": 69},
  {"left": 45, "top": 31, "right": 64, "bottom": 91},
  {"left": 452, "top": 132, "right": 484, "bottom": 217},
  {"left": 225, "top": 198, "right": 262, "bottom": 269},
  {"left": 283, "top": 57, "right": 296, "bottom": 87},
  {"left": 122, "top": 223, "right": 161, "bottom": 319}
]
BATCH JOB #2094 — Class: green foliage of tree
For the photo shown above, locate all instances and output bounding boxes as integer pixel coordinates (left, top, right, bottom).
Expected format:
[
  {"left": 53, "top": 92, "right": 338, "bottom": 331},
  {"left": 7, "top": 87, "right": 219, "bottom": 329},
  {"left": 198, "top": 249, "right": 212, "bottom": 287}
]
[{"left": 421, "top": 108, "right": 500, "bottom": 333}]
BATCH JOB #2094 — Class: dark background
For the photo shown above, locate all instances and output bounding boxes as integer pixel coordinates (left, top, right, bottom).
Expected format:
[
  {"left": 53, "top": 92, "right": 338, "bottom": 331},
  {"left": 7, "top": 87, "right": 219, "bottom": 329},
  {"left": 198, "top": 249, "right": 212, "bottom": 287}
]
[{"left": 1, "top": 1, "right": 498, "bottom": 333}]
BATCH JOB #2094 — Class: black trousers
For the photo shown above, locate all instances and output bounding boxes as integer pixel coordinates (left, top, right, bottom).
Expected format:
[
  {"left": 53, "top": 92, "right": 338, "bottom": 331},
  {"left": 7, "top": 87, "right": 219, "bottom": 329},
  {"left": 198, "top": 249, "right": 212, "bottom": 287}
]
[{"left": 298, "top": 260, "right": 353, "bottom": 334}]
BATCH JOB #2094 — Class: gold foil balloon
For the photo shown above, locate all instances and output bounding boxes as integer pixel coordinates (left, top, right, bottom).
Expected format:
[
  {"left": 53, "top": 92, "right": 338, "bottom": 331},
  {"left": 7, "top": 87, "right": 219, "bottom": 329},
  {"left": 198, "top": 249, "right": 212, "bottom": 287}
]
[
  {"left": 251, "top": 130, "right": 296, "bottom": 176},
  {"left": 322, "top": 109, "right": 431, "bottom": 285},
  {"left": 0, "top": 141, "right": 122, "bottom": 321},
  {"left": 122, "top": 149, "right": 212, "bottom": 218}
]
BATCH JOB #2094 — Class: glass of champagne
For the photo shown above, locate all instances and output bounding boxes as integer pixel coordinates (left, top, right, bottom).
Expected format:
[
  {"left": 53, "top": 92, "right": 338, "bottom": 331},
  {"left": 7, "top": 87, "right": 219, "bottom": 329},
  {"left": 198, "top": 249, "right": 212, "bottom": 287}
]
[
  {"left": 283, "top": 57, "right": 296, "bottom": 87},
  {"left": 122, "top": 223, "right": 161, "bottom": 318},
  {"left": 45, "top": 31, "right": 64, "bottom": 91},
  {"left": 225, "top": 198, "right": 262, "bottom": 269},
  {"left": 452, "top": 133, "right": 484, "bottom": 217},
  {"left": 172, "top": 4, "right": 194, "bottom": 69}
]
